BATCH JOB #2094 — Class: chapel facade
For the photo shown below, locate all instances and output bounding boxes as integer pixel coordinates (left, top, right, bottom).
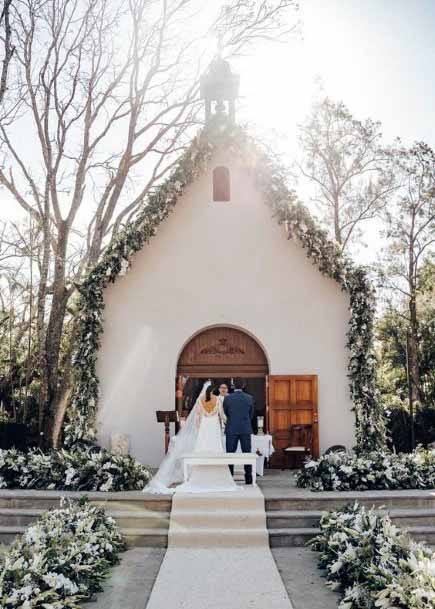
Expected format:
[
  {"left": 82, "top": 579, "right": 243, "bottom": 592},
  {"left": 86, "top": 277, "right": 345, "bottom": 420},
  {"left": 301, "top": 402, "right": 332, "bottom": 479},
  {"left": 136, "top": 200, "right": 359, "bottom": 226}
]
[{"left": 95, "top": 61, "right": 355, "bottom": 467}]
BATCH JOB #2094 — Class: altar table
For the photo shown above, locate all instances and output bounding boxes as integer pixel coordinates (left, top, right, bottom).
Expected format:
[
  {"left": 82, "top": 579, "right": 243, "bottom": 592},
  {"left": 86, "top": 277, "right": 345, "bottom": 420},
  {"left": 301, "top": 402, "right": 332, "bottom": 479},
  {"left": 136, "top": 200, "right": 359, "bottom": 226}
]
[
  {"left": 182, "top": 452, "right": 257, "bottom": 486},
  {"left": 170, "top": 433, "right": 274, "bottom": 476}
]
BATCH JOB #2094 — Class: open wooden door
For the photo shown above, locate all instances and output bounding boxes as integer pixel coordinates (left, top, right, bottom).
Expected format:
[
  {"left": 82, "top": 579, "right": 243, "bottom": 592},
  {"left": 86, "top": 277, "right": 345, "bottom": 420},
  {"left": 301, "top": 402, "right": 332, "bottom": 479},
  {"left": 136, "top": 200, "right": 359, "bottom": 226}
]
[{"left": 268, "top": 375, "right": 319, "bottom": 468}]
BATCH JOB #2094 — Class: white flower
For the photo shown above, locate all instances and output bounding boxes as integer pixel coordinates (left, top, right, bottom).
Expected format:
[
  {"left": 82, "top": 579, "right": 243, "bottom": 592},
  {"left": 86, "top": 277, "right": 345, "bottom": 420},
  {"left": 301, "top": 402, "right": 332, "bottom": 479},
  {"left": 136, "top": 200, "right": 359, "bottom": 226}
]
[
  {"left": 64, "top": 467, "right": 77, "bottom": 486},
  {"left": 330, "top": 559, "right": 343, "bottom": 574},
  {"left": 43, "top": 572, "right": 79, "bottom": 594}
]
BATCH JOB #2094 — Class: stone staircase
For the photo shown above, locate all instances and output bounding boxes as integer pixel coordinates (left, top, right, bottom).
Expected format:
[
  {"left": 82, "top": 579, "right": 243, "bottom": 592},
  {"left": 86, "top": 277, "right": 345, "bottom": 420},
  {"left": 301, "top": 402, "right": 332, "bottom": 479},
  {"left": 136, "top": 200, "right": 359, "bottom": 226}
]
[
  {"left": 1, "top": 483, "right": 435, "bottom": 550},
  {"left": 0, "top": 491, "right": 172, "bottom": 548},
  {"left": 264, "top": 490, "right": 435, "bottom": 547},
  {"left": 168, "top": 488, "right": 269, "bottom": 547}
]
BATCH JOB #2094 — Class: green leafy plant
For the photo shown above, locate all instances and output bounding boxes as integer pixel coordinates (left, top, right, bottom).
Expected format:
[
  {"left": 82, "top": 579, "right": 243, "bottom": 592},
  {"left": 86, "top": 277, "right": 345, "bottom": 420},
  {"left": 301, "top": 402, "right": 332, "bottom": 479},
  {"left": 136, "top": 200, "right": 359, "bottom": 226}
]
[
  {"left": 0, "top": 500, "right": 125, "bottom": 608},
  {"left": 296, "top": 448, "right": 435, "bottom": 491},
  {"left": 0, "top": 446, "right": 151, "bottom": 491},
  {"left": 311, "top": 502, "right": 435, "bottom": 609}
]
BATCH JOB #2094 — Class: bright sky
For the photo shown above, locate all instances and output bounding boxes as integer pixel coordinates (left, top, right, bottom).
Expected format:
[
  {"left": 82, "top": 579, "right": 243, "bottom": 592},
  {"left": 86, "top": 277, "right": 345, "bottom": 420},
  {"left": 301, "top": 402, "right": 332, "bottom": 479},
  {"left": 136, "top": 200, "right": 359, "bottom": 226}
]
[
  {"left": 240, "top": 0, "right": 435, "bottom": 149},
  {"left": 3, "top": 0, "right": 435, "bottom": 265},
  {"left": 235, "top": 0, "right": 435, "bottom": 261}
]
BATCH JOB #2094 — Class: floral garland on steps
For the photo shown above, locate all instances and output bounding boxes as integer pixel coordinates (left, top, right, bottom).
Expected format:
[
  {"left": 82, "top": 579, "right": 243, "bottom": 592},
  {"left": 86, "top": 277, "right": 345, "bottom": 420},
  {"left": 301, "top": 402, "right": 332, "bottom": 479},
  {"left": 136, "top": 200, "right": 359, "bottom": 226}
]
[{"left": 64, "top": 120, "right": 386, "bottom": 452}]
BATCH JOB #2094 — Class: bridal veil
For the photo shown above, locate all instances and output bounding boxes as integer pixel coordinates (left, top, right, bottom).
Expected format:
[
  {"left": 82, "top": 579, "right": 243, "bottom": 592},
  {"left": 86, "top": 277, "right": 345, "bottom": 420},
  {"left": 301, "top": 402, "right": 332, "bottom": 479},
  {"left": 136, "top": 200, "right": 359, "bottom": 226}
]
[{"left": 144, "top": 380, "right": 211, "bottom": 494}]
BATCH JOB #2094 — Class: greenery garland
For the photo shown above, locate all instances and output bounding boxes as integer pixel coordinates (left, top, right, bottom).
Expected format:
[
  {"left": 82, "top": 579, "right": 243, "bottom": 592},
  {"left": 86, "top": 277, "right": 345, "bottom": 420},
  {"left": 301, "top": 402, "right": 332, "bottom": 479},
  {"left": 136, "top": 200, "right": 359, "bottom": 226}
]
[{"left": 64, "top": 119, "right": 386, "bottom": 452}]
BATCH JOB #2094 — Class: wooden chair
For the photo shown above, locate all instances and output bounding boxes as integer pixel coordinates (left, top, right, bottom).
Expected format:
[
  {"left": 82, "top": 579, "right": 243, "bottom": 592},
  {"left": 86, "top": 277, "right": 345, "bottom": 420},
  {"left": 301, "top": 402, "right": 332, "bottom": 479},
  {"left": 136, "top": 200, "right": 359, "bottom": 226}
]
[{"left": 283, "top": 424, "right": 313, "bottom": 469}]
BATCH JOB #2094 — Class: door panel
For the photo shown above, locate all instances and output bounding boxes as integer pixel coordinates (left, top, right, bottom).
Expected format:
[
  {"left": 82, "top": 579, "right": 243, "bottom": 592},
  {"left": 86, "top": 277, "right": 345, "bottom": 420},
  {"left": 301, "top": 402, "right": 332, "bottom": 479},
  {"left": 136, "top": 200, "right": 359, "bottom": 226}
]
[{"left": 268, "top": 375, "right": 319, "bottom": 468}]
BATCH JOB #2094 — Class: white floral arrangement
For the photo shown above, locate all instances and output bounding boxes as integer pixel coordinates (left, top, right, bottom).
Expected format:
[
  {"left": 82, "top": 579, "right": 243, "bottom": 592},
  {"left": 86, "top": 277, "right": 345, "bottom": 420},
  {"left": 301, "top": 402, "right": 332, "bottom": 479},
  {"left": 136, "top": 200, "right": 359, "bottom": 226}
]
[
  {"left": 0, "top": 499, "right": 125, "bottom": 608},
  {"left": 296, "top": 448, "right": 435, "bottom": 491},
  {"left": 0, "top": 445, "right": 151, "bottom": 492},
  {"left": 311, "top": 502, "right": 435, "bottom": 609}
]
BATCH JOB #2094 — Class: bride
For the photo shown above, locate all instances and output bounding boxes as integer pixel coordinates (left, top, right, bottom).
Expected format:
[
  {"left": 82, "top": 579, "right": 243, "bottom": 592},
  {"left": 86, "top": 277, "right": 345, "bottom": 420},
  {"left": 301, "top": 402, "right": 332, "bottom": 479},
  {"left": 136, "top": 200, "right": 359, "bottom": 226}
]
[{"left": 144, "top": 381, "right": 238, "bottom": 494}]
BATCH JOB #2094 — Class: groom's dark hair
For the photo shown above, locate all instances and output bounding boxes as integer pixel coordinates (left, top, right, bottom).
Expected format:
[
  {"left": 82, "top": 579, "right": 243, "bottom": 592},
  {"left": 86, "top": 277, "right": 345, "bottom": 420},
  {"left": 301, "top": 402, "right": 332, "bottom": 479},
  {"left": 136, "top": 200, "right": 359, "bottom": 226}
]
[{"left": 234, "top": 378, "right": 245, "bottom": 390}]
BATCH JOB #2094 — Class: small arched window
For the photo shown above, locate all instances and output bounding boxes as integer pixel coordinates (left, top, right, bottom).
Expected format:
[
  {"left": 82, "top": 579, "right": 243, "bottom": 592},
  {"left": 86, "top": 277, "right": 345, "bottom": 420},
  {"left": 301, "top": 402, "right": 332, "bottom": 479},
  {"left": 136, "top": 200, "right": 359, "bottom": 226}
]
[{"left": 213, "top": 166, "right": 230, "bottom": 202}]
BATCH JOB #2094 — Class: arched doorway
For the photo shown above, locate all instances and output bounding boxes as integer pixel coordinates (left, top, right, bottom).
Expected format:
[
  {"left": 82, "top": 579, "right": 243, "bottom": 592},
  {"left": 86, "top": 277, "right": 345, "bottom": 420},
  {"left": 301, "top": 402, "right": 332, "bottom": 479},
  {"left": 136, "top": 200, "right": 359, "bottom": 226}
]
[
  {"left": 174, "top": 326, "right": 320, "bottom": 467},
  {"left": 177, "top": 326, "right": 269, "bottom": 377},
  {"left": 176, "top": 326, "right": 269, "bottom": 433}
]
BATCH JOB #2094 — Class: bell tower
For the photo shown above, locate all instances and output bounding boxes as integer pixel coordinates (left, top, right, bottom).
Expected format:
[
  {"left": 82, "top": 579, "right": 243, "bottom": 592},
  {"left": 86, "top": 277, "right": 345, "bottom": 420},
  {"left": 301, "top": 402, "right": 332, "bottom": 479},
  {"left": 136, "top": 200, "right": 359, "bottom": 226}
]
[{"left": 200, "top": 58, "right": 240, "bottom": 124}]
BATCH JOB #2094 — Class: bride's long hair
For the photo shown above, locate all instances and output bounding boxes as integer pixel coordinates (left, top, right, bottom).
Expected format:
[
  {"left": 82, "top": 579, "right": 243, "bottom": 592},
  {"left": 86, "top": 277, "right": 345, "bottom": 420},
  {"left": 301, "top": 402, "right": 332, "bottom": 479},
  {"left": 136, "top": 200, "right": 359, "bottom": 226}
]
[{"left": 205, "top": 384, "right": 215, "bottom": 402}]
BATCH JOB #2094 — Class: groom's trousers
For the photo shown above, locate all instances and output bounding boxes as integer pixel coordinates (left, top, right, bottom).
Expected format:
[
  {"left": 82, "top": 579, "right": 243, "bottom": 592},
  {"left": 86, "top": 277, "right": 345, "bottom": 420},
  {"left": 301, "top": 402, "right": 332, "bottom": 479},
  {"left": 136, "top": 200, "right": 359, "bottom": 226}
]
[{"left": 226, "top": 434, "right": 253, "bottom": 483}]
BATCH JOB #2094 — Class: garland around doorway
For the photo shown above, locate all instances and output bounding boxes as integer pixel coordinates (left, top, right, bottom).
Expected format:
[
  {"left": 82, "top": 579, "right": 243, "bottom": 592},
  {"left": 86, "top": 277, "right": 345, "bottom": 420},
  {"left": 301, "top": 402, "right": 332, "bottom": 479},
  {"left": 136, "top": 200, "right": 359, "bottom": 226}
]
[{"left": 64, "top": 121, "right": 386, "bottom": 453}]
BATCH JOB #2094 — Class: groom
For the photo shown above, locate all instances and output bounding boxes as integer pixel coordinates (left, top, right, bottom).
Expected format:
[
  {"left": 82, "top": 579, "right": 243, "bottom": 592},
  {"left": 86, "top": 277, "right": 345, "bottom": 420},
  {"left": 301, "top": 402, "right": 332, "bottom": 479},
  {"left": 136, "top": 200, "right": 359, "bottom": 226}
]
[{"left": 223, "top": 378, "right": 254, "bottom": 485}]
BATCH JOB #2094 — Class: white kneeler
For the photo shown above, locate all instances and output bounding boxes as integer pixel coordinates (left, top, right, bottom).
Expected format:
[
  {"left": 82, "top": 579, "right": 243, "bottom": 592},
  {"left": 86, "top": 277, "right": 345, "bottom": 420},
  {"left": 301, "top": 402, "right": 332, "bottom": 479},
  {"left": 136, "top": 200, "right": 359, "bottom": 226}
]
[{"left": 182, "top": 452, "right": 257, "bottom": 486}]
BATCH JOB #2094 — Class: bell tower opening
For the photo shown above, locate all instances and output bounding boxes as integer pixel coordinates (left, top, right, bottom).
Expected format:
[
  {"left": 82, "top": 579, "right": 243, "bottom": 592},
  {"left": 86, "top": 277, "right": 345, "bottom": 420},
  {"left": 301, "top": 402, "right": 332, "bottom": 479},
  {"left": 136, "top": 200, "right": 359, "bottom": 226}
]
[{"left": 200, "top": 57, "right": 240, "bottom": 124}]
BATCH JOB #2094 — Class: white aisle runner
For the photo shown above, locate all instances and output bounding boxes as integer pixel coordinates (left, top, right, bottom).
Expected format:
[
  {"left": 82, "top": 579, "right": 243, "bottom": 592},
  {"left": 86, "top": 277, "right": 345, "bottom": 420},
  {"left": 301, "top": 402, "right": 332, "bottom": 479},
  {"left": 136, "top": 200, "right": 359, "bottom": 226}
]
[{"left": 145, "top": 486, "right": 293, "bottom": 609}]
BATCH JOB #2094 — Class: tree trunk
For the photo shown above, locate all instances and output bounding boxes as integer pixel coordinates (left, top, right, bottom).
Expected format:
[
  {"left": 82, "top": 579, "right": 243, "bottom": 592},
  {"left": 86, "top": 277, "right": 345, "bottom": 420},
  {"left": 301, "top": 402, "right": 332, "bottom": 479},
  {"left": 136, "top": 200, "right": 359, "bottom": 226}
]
[
  {"left": 408, "top": 293, "right": 422, "bottom": 407},
  {"left": 51, "top": 384, "right": 73, "bottom": 448},
  {"left": 40, "top": 221, "right": 70, "bottom": 445},
  {"left": 333, "top": 194, "right": 342, "bottom": 246},
  {"left": 36, "top": 193, "right": 51, "bottom": 436},
  {"left": 407, "top": 230, "right": 423, "bottom": 411}
]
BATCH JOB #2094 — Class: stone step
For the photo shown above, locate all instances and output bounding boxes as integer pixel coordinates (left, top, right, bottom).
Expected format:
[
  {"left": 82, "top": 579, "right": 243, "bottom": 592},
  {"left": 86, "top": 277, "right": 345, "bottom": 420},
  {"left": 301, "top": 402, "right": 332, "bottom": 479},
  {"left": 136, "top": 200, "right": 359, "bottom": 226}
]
[
  {"left": 0, "top": 525, "right": 26, "bottom": 545},
  {"left": 0, "top": 491, "right": 171, "bottom": 512},
  {"left": 0, "top": 525, "right": 170, "bottom": 548},
  {"left": 93, "top": 499, "right": 172, "bottom": 513},
  {"left": 110, "top": 511, "right": 171, "bottom": 530},
  {"left": 268, "top": 525, "right": 435, "bottom": 547},
  {"left": 266, "top": 508, "right": 435, "bottom": 529},
  {"left": 269, "top": 527, "right": 319, "bottom": 547},
  {"left": 0, "top": 507, "right": 171, "bottom": 530},
  {"left": 265, "top": 493, "right": 435, "bottom": 511},
  {"left": 122, "top": 528, "right": 169, "bottom": 548},
  {"left": 267, "top": 510, "right": 320, "bottom": 529},
  {"left": 167, "top": 528, "right": 269, "bottom": 548},
  {"left": 170, "top": 509, "right": 265, "bottom": 529},
  {"left": 173, "top": 492, "right": 263, "bottom": 513},
  {"left": 405, "top": 526, "right": 435, "bottom": 545}
]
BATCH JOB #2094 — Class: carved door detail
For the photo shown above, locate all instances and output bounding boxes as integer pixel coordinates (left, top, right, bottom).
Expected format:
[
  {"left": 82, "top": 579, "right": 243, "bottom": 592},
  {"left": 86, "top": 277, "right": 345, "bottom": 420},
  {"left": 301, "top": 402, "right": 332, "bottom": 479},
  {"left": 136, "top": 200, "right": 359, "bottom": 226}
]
[
  {"left": 177, "top": 327, "right": 268, "bottom": 377},
  {"left": 268, "top": 375, "right": 319, "bottom": 467}
]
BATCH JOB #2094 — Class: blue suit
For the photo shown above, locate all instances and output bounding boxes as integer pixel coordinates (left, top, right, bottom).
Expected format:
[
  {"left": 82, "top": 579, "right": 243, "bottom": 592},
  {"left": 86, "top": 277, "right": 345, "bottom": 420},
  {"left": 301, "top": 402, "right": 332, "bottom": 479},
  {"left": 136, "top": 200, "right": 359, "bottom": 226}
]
[{"left": 223, "top": 390, "right": 254, "bottom": 483}]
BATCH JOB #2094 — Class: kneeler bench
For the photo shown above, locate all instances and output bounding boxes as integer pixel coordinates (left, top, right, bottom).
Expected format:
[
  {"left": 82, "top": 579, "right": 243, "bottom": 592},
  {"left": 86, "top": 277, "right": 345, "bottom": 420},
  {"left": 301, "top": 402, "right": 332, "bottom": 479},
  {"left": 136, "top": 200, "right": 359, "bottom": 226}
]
[{"left": 182, "top": 452, "right": 257, "bottom": 486}]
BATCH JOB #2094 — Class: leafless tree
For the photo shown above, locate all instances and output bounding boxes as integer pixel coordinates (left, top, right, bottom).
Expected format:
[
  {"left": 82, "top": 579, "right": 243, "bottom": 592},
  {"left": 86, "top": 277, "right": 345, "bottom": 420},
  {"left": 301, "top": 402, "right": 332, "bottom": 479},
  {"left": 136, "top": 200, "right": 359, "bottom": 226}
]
[
  {"left": 0, "top": 0, "right": 298, "bottom": 444},
  {"left": 297, "top": 97, "right": 396, "bottom": 252},
  {"left": 0, "top": 0, "right": 14, "bottom": 105}
]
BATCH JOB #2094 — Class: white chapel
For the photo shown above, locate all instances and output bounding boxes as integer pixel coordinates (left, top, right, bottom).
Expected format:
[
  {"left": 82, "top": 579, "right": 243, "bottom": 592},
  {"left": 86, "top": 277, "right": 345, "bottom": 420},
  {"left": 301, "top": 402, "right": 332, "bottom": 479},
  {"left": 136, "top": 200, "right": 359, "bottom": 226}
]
[{"left": 95, "top": 60, "right": 355, "bottom": 467}]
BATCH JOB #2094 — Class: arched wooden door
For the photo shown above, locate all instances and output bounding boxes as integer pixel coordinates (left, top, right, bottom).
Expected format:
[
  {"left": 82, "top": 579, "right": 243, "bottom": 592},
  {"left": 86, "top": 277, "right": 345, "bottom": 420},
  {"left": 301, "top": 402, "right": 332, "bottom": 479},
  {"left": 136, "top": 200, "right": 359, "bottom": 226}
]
[{"left": 177, "top": 327, "right": 269, "bottom": 377}]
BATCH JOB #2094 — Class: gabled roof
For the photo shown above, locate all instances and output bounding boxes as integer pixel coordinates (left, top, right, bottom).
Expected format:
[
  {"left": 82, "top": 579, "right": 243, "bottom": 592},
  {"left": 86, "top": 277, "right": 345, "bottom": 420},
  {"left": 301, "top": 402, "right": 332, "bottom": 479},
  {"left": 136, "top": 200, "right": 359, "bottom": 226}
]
[{"left": 64, "top": 119, "right": 386, "bottom": 453}]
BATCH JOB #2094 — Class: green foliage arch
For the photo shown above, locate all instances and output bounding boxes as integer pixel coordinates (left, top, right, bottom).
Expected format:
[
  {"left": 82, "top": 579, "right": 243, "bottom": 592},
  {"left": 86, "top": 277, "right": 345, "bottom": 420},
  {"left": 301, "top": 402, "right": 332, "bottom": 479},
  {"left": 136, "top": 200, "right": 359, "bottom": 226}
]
[{"left": 65, "top": 122, "right": 386, "bottom": 453}]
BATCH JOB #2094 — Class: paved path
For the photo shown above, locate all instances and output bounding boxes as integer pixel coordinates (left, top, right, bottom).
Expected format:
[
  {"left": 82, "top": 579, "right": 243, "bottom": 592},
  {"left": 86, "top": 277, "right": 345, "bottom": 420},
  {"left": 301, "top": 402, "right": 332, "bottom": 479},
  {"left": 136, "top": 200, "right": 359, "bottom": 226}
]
[
  {"left": 84, "top": 548, "right": 165, "bottom": 609},
  {"left": 272, "top": 547, "right": 340, "bottom": 609},
  {"left": 146, "top": 486, "right": 293, "bottom": 609},
  {"left": 83, "top": 545, "right": 339, "bottom": 609}
]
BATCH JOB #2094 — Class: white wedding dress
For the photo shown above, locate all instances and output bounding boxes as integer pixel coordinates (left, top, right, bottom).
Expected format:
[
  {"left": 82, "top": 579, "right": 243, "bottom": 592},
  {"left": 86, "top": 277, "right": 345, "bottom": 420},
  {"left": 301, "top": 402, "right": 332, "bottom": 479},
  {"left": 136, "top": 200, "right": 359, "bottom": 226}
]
[{"left": 144, "top": 382, "right": 237, "bottom": 494}]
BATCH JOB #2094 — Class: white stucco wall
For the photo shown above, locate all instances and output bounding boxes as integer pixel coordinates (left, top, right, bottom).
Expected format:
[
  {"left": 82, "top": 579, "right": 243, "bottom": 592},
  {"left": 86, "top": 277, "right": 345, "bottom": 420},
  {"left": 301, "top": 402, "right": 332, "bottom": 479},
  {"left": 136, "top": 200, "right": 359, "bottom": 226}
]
[{"left": 96, "top": 151, "right": 355, "bottom": 467}]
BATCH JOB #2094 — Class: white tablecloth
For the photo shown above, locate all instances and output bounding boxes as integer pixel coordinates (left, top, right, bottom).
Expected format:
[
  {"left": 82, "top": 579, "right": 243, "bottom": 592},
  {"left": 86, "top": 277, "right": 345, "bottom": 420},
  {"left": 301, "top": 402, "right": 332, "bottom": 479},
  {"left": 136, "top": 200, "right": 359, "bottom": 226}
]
[
  {"left": 169, "top": 433, "right": 275, "bottom": 476},
  {"left": 248, "top": 434, "right": 275, "bottom": 476}
]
